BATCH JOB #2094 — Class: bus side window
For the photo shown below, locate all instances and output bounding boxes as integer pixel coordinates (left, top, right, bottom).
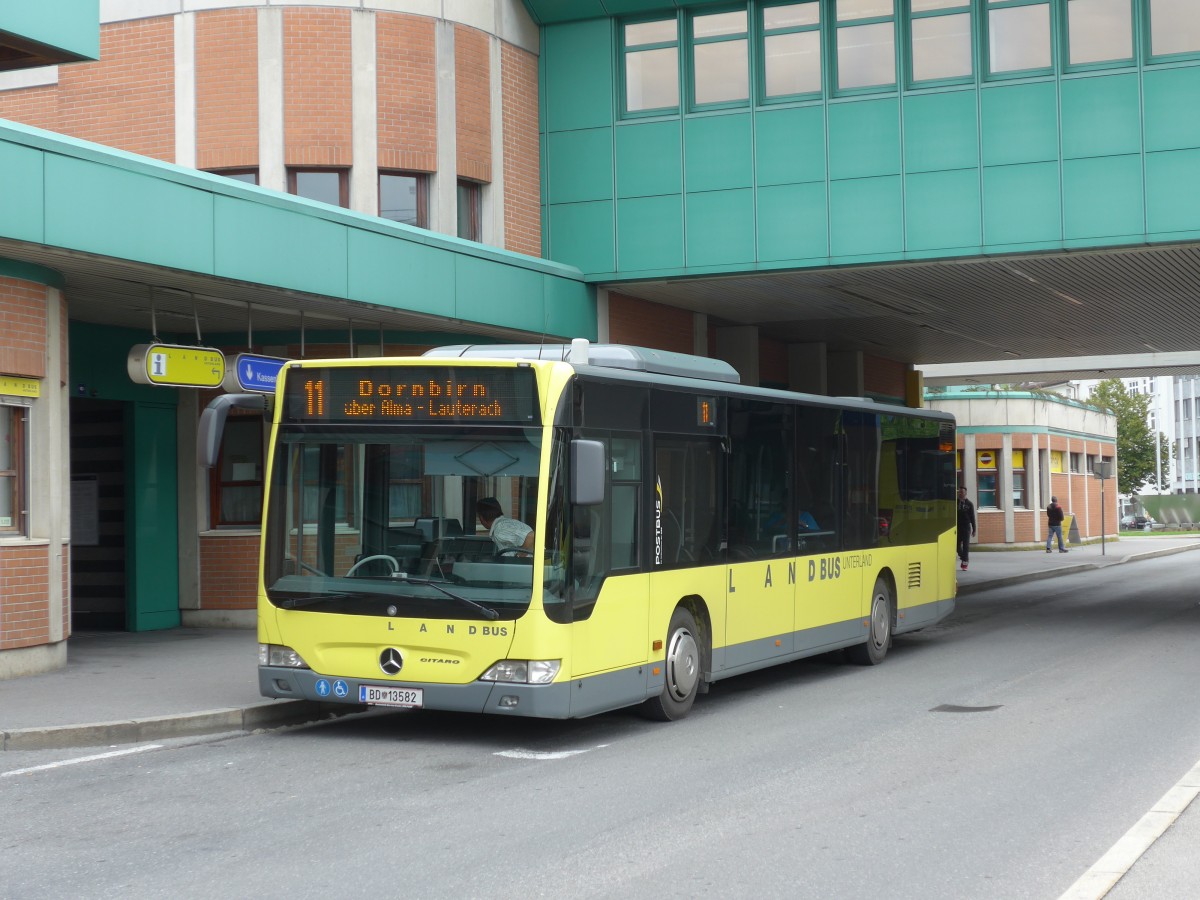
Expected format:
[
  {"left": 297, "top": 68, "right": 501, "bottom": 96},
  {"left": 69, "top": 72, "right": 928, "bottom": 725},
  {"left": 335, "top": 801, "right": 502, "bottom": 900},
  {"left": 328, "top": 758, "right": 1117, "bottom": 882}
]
[
  {"left": 796, "top": 405, "right": 841, "bottom": 554},
  {"left": 655, "top": 437, "right": 722, "bottom": 566}
]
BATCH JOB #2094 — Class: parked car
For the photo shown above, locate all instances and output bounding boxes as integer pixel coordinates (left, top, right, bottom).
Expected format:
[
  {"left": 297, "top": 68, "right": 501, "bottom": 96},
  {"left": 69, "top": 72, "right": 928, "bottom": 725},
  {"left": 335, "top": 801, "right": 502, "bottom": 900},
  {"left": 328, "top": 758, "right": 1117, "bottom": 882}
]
[{"left": 1121, "top": 514, "right": 1153, "bottom": 530}]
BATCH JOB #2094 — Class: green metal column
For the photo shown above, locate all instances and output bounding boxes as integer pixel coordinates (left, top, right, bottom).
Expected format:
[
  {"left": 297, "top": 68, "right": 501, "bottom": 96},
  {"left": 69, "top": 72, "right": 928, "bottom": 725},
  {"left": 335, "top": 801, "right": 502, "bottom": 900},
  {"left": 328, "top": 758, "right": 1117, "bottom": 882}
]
[{"left": 125, "top": 401, "right": 181, "bottom": 631}]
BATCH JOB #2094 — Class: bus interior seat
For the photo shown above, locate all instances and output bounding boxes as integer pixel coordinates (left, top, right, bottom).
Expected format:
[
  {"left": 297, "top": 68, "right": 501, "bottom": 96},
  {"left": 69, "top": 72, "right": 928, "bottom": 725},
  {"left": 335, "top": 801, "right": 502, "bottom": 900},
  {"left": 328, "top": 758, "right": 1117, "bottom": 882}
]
[{"left": 413, "top": 517, "right": 463, "bottom": 542}]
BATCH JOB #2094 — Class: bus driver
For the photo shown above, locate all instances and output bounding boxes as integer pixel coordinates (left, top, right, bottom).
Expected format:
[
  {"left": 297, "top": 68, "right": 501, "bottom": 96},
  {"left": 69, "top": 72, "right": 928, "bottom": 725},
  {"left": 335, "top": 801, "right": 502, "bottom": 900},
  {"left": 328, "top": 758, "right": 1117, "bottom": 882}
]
[{"left": 476, "top": 497, "right": 536, "bottom": 555}]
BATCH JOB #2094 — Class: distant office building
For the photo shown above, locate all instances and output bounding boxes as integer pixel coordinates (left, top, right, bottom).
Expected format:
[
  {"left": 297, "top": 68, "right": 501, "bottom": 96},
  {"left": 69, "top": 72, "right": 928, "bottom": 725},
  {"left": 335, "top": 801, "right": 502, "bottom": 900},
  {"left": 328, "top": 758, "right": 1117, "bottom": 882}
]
[{"left": 927, "top": 389, "right": 1118, "bottom": 546}]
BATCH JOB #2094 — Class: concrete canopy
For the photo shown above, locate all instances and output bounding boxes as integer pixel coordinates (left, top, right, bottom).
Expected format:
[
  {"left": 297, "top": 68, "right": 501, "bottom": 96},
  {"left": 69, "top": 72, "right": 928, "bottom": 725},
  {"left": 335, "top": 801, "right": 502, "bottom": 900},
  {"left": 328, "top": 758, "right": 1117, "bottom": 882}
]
[{"left": 0, "top": 119, "right": 594, "bottom": 345}]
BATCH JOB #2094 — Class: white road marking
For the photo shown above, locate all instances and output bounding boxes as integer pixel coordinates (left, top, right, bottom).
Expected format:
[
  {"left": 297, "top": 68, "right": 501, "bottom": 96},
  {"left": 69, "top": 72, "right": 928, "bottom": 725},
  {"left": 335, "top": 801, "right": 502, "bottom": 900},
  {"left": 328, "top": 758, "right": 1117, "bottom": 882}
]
[
  {"left": 495, "top": 745, "right": 609, "bottom": 760},
  {"left": 1058, "top": 757, "right": 1200, "bottom": 900},
  {"left": 1, "top": 744, "right": 164, "bottom": 778}
]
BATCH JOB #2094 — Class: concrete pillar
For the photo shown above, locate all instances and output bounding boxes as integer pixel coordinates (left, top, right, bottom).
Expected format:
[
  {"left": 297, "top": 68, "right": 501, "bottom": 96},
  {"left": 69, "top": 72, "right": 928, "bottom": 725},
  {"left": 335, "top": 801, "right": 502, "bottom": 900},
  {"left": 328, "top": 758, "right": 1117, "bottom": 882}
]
[
  {"left": 350, "top": 10, "right": 378, "bottom": 216},
  {"left": 174, "top": 12, "right": 196, "bottom": 169},
  {"left": 432, "top": 20, "right": 458, "bottom": 237},
  {"left": 257, "top": 8, "right": 285, "bottom": 192},
  {"left": 788, "top": 342, "right": 827, "bottom": 395},
  {"left": 828, "top": 349, "right": 864, "bottom": 397}
]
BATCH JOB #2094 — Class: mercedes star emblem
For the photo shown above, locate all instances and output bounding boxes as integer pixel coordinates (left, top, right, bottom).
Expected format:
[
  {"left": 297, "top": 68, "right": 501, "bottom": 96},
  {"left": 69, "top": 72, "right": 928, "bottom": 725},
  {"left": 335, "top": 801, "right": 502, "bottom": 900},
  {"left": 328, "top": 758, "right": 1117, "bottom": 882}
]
[{"left": 379, "top": 647, "right": 404, "bottom": 675}]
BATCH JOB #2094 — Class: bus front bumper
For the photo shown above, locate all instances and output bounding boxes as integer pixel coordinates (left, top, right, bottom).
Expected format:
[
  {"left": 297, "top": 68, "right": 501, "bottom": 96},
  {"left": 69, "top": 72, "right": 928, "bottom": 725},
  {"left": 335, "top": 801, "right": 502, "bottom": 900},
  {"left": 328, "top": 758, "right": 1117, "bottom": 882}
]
[{"left": 259, "top": 665, "right": 573, "bottom": 718}]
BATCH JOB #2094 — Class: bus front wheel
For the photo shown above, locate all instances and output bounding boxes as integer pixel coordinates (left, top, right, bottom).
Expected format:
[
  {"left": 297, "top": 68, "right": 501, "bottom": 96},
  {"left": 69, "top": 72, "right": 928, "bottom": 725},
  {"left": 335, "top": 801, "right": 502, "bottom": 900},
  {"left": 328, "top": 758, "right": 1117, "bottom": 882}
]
[
  {"left": 845, "top": 576, "right": 893, "bottom": 666},
  {"left": 641, "top": 607, "right": 702, "bottom": 721}
]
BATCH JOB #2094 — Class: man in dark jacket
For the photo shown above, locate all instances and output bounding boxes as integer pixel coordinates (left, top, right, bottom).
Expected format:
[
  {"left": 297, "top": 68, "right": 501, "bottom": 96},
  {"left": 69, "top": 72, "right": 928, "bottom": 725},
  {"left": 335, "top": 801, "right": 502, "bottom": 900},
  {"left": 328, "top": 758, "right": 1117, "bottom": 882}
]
[
  {"left": 1046, "top": 496, "right": 1067, "bottom": 553},
  {"left": 956, "top": 487, "right": 976, "bottom": 571}
]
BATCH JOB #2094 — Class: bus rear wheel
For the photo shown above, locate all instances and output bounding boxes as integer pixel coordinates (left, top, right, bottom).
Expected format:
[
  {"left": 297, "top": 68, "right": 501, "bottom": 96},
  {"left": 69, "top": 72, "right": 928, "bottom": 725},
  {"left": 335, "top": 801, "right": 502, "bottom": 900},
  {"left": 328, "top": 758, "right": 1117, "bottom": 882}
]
[
  {"left": 641, "top": 607, "right": 702, "bottom": 721},
  {"left": 845, "top": 576, "right": 892, "bottom": 666}
]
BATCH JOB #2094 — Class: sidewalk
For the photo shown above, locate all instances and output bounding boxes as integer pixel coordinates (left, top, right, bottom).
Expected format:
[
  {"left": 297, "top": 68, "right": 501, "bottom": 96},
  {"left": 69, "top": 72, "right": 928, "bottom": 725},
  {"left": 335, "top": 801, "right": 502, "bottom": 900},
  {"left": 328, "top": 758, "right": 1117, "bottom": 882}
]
[{"left": 3, "top": 534, "right": 1199, "bottom": 753}]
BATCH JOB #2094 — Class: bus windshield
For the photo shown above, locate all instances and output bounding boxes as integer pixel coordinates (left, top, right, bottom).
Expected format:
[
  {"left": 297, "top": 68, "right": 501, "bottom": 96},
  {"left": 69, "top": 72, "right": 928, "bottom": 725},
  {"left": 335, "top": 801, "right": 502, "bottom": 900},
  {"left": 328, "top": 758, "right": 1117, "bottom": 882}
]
[{"left": 262, "top": 427, "right": 552, "bottom": 620}]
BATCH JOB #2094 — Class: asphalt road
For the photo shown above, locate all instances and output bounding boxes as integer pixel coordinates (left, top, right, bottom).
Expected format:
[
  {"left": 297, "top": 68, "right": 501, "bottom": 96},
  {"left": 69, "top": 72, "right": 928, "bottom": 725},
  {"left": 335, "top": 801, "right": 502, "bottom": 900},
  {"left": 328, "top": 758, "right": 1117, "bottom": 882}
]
[{"left": 4, "top": 552, "right": 1199, "bottom": 899}]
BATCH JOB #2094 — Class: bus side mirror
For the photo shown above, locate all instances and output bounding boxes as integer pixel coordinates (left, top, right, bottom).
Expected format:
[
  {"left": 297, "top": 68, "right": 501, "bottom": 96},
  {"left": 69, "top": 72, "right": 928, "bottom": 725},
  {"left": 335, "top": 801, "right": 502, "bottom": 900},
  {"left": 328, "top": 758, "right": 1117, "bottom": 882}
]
[
  {"left": 198, "top": 393, "right": 268, "bottom": 467},
  {"left": 570, "top": 439, "right": 605, "bottom": 506}
]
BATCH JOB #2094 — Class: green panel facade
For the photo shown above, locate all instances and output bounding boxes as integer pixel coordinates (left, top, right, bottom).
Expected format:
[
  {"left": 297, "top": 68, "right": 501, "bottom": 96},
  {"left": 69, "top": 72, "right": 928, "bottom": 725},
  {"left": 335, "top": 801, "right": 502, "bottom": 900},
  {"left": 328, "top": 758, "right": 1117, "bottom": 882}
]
[
  {"left": 546, "top": 127, "right": 614, "bottom": 204},
  {"left": 347, "top": 230, "right": 456, "bottom": 317},
  {"left": 1062, "top": 154, "right": 1144, "bottom": 241},
  {"left": 685, "top": 189, "right": 755, "bottom": 267},
  {"left": 829, "top": 176, "right": 903, "bottom": 258},
  {"left": 616, "top": 121, "right": 682, "bottom": 198},
  {"left": 905, "top": 169, "right": 981, "bottom": 252},
  {"left": 828, "top": 100, "right": 901, "bottom": 181},
  {"left": 756, "top": 182, "right": 828, "bottom": 262},
  {"left": 1145, "top": 149, "right": 1200, "bottom": 236},
  {"left": 617, "top": 195, "right": 684, "bottom": 272},
  {"left": 755, "top": 106, "right": 825, "bottom": 186},
  {"left": 543, "top": 18, "right": 613, "bottom": 134},
  {"left": 1, "top": 0, "right": 99, "bottom": 61},
  {"left": 46, "top": 156, "right": 215, "bottom": 274},
  {"left": 684, "top": 114, "right": 753, "bottom": 193},
  {"left": 0, "top": 141, "right": 44, "bottom": 244},
  {"left": 983, "top": 162, "right": 1062, "bottom": 248},
  {"left": 537, "top": 6, "right": 1200, "bottom": 279},
  {"left": 548, "top": 200, "right": 615, "bottom": 274},
  {"left": 1060, "top": 74, "right": 1141, "bottom": 159}
]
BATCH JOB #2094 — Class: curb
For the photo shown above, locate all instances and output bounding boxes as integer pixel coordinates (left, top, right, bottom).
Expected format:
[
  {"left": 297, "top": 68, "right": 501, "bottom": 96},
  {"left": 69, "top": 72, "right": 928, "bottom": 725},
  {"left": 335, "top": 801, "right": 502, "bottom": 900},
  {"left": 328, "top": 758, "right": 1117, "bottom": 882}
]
[
  {"left": 1, "top": 700, "right": 364, "bottom": 752},
  {"left": 957, "top": 542, "right": 1200, "bottom": 597}
]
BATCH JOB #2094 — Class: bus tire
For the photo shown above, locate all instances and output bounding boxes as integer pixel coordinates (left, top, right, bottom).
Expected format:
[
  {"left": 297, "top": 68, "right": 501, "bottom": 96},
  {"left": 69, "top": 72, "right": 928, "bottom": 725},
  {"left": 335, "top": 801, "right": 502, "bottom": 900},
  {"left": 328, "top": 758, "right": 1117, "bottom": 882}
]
[
  {"left": 845, "top": 576, "right": 893, "bottom": 666},
  {"left": 641, "top": 607, "right": 702, "bottom": 721}
]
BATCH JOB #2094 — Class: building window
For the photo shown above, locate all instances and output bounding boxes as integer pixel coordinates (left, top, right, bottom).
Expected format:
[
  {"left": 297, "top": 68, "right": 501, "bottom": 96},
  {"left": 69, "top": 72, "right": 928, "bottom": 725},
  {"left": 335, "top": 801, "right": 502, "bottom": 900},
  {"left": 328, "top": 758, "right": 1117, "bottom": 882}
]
[
  {"left": 210, "top": 416, "right": 264, "bottom": 528},
  {"left": 0, "top": 404, "right": 27, "bottom": 535},
  {"left": 976, "top": 448, "right": 998, "bottom": 508},
  {"left": 288, "top": 168, "right": 349, "bottom": 208},
  {"left": 987, "top": 0, "right": 1052, "bottom": 75},
  {"left": 1086, "top": 454, "right": 1098, "bottom": 474},
  {"left": 457, "top": 180, "right": 481, "bottom": 242},
  {"left": 1069, "top": 451, "right": 1082, "bottom": 473},
  {"left": 208, "top": 168, "right": 259, "bottom": 185},
  {"left": 762, "top": 2, "right": 822, "bottom": 99},
  {"left": 836, "top": 0, "right": 896, "bottom": 92},
  {"left": 379, "top": 171, "right": 428, "bottom": 228},
  {"left": 1182, "top": 398, "right": 1192, "bottom": 420},
  {"left": 1067, "top": 0, "right": 1132, "bottom": 66},
  {"left": 1011, "top": 449, "right": 1027, "bottom": 508},
  {"left": 1148, "top": 0, "right": 1200, "bottom": 58},
  {"left": 692, "top": 9, "right": 749, "bottom": 107},
  {"left": 623, "top": 17, "right": 680, "bottom": 114},
  {"left": 911, "top": 0, "right": 973, "bottom": 83}
]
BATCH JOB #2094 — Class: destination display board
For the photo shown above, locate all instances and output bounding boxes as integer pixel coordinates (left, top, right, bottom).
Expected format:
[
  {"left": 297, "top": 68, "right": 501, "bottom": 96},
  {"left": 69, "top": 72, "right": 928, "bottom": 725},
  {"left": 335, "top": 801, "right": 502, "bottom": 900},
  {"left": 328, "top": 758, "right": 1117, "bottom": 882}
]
[{"left": 280, "top": 365, "right": 540, "bottom": 426}]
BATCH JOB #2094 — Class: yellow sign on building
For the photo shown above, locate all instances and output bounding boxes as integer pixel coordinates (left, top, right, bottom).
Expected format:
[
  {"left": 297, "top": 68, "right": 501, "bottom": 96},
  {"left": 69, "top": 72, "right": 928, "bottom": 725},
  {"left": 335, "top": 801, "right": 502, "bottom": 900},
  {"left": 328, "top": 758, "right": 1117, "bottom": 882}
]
[
  {"left": 0, "top": 375, "right": 40, "bottom": 398},
  {"left": 127, "top": 344, "right": 226, "bottom": 388}
]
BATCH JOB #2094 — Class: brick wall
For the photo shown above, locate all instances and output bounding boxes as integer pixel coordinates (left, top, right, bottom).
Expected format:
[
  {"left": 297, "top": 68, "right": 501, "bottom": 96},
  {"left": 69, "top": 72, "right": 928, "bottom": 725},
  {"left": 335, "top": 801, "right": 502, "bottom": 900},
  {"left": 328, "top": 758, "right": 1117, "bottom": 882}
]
[
  {"left": 865, "top": 354, "right": 906, "bottom": 402},
  {"left": 760, "top": 337, "right": 788, "bottom": 387},
  {"left": 58, "top": 18, "right": 176, "bottom": 162},
  {"left": 199, "top": 534, "right": 258, "bottom": 610},
  {"left": 0, "top": 545, "right": 51, "bottom": 650},
  {"left": 0, "top": 278, "right": 48, "bottom": 378},
  {"left": 196, "top": 8, "right": 259, "bottom": 171},
  {"left": 377, "top": 13, "right": 438, "bottom": 173},
  {"left": 0, "top": 84, "right": 58, "bottom": 131},
  {"left": 501, "top": 42, "right": 540, "bottom": 257},
  {"left": 608, "top": 293, "right": 694, "bottom": 354},
  {"left": 454, "top": 25, "right": 491, "bottom": 184},
  {"left": 284, "top": 7, "right": 353, "bottom": 167}
]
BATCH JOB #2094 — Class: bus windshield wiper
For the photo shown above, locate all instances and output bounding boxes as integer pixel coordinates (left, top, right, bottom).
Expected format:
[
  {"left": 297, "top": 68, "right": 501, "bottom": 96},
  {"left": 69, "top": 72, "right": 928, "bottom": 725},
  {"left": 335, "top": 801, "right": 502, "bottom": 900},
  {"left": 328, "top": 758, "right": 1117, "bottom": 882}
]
[
  {"left": 400, "top": 575, "right": 499, "bottom": 621},
  {"left": 278, "top": 592, "right": 355, "bottom": 610}
]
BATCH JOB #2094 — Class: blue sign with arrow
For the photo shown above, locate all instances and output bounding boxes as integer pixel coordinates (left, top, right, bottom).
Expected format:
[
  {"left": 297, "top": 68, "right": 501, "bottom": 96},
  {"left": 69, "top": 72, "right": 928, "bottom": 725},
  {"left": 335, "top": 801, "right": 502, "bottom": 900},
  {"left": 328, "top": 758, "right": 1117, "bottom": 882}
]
[{"left": 222, "top": 353, "right": 287, "bottom": 394}]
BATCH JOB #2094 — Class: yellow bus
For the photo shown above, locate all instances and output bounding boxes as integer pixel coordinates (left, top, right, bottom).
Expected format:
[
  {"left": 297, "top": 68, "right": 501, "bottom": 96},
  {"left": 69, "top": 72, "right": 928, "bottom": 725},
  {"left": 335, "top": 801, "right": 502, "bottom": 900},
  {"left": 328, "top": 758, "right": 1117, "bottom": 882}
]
[{"left": 204, "top": 341, "right": 957, "bottom": 721}]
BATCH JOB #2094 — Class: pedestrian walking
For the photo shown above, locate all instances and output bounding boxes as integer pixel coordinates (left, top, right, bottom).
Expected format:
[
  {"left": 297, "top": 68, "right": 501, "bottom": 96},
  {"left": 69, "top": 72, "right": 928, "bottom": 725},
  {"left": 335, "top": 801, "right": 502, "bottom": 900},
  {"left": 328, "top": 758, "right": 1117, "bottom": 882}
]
[
  {"left": 1046, "top": 496, "right": 1068, "bottom": 553},
  {"left": 956, "top": 486, "right": 976, "bottom": 570}
]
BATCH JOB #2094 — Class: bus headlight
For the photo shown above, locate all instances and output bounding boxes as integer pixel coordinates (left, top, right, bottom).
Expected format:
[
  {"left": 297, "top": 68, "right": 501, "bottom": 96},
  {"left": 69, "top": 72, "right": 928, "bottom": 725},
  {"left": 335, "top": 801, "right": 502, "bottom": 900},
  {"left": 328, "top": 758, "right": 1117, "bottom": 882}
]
[
  {"left": 480, "top": 660, "right": 561, "bottom": 684},
  {"left": 259, "top": 643, "right": 310, "bottom": 669}
]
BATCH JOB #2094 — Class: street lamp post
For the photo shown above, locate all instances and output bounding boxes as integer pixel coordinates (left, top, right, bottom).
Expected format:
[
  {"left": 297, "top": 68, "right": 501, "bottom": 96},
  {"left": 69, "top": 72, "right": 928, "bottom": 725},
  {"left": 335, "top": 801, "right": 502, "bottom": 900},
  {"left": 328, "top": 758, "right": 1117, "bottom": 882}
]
[{"left": 1094, "top": 461, "right": 1113, "bottom": 556}]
